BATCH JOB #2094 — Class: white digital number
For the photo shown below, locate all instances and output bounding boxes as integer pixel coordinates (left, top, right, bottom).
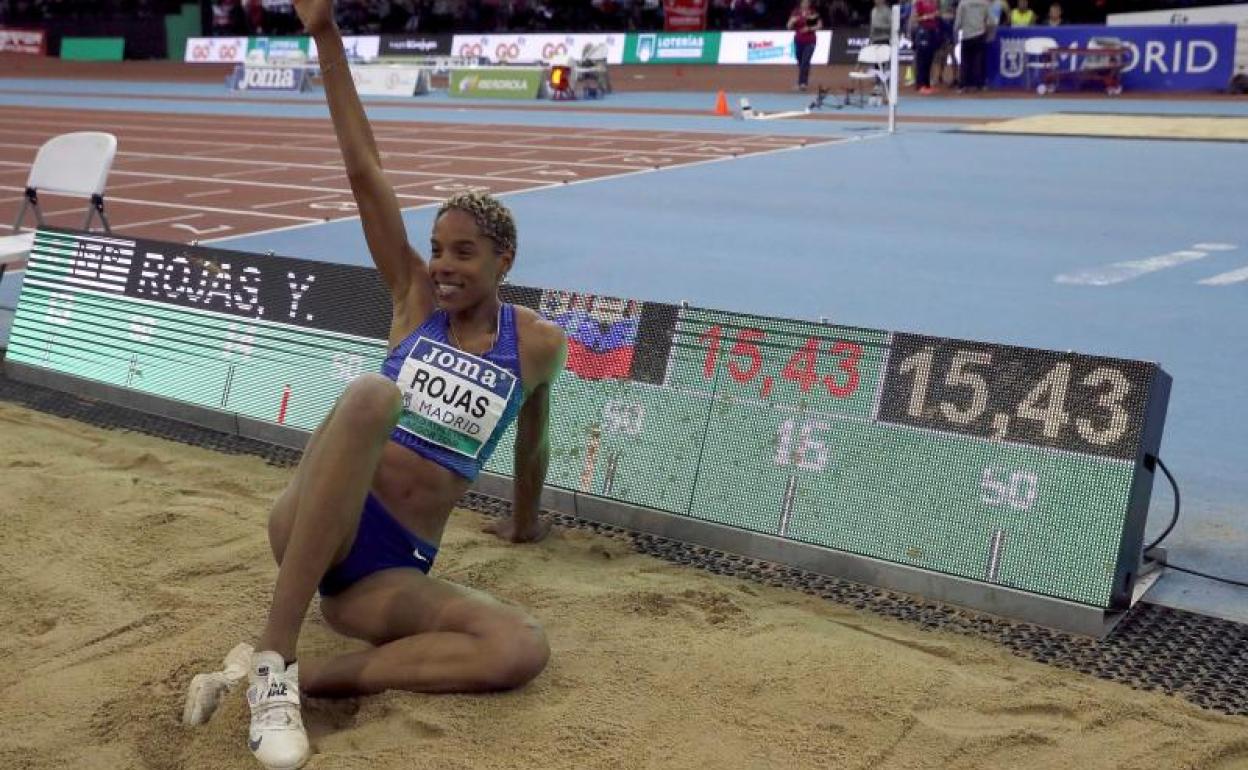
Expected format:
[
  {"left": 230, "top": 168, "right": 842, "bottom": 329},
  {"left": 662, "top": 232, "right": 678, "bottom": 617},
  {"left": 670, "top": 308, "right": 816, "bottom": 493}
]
[
  {"left": 222, "top": 322, "right": 254, "bottom": 360},
  {"left": 775, "top": 419, "right": 831, "bottom": 471},
  {"left": 602, "top": 400, "right": 644, "bottom": 435},
  {"left": 129, "top": 315, "right": 156, "bottom": 342},
  {"left": 981, "top": 467, "right": 1039, "bottom": 510},
  {"left": 46, "top": 293, "right": 73, "bottom": 326},
  {"left": 939, "top": 350, "right": 991, "bottom": 425},
  {"left": 1016, "top": 362, "right": 1072, "bottom": 438},
  {"left": 1075, "top": 367, "right": 1131, "bottom": 446},
  {"left": 331, "top": 352, "right": 365, "bottom": 383}
]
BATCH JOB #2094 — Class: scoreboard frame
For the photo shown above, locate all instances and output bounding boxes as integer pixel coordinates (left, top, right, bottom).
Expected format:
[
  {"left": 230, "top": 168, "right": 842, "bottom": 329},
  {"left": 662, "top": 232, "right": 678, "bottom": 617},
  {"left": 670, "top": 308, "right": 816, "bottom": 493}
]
[{"left": 2, "top": 228, "right": 1173, "bottom": 636}]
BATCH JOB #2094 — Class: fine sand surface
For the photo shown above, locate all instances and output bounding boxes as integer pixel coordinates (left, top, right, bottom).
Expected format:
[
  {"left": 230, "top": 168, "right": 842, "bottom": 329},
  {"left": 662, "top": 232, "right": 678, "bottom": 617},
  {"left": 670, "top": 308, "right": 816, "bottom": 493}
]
[
  {"left": 2, "top": 401, "right": 1247, "bottom": 770},
  {"left": 966, "top": 113, "right": 1248, "bottom": 142}
]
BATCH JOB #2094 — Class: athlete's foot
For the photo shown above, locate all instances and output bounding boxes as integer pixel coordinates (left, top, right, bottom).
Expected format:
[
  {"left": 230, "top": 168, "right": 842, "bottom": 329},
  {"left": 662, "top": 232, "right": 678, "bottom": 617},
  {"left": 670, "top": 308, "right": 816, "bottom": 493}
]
[
  {"left": 246, "top": 651, "right": 310, "bottom": 770},
  {"left": 183, "top": 642, "right": 255, "bottom": 726}
]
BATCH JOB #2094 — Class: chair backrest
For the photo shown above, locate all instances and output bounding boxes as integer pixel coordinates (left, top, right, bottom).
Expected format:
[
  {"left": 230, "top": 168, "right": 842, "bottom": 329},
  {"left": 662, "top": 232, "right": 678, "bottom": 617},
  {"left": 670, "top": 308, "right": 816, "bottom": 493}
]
[
  {"left": 1023, "top": 36, "right": 1058, "bottom": 55},
  {"left": 858, "top": 44, "right": 891, "bottom": 65},
  {"left": 26, "top": 132, "right": 117, "bottom": 197},
  {"left": 586, "top": 42, "right": 609, "bottom": 62}
]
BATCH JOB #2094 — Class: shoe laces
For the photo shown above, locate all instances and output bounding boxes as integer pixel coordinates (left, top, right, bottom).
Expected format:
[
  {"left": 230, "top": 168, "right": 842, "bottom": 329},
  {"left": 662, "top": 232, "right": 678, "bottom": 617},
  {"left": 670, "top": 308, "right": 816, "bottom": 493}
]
[{"left": 250, "top": 671, "right": 303, "bottom": 730}]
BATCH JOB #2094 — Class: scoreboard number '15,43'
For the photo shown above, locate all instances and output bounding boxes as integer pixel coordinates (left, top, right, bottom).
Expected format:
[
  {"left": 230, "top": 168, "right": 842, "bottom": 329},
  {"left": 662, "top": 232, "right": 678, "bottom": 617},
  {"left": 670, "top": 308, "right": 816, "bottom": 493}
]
[{"left": 877, "top": 333, "right": 1152, "bottom": 461}]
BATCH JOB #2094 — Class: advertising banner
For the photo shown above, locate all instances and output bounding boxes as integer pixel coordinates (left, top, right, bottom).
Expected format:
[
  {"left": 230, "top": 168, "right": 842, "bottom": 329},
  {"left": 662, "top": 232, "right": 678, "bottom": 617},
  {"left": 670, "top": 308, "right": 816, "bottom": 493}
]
[
  {"left": 306, "top": 34, "right": 381, "bottom": 62},
  {"left": 448, "top": 67, "right": 545, "bottom": 99},
  {"left": 230, "top": 64, "right": 310, "bottom": 91},
  {"left": 828, "top": 27, "right": 914, "bottom": 64},
  {"left": 717, "top": 30, "right": 833, "bottom": 65},
  {"left": 450, "top": 33, "right": 625, "bottom": 64},
  {"left": 379, "top": 33, "right": 452, "bottom": 57},
  {"left": 623, "top": 32, "right": 720, "bottom": 64},
  {"left": 663, "top": 0, "right": 709, "bottom": 32},
  {"left": 350, "top": 64, "right": 427, "bottom": 97},
  {"left": 991, "top": 25, "right": 1237, "bottom": 91},
  {"left": 184, "top": 36, "right": 247, "bottom": 63},
  {"left": 246, "top": 36, "right": 310, "bottom": 63},
  {"left": 0, "top": 27, "right": 46, "bottom": 55}
]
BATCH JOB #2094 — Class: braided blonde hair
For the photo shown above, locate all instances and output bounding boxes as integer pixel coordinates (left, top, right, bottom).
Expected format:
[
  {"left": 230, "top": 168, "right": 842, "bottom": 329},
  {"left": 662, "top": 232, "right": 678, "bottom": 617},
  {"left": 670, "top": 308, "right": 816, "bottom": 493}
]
[{"left": 436, "top": 192, "right": 517, "bottom": 257}]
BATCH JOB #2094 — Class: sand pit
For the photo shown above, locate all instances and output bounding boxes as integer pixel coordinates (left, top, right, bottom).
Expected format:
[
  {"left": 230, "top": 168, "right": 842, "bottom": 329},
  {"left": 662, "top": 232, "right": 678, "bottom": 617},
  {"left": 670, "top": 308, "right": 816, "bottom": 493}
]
[
  {"left": 964, "top": 113, "right": 1248, "bottom": 142},
  {"left": 2, "top": 401, "right": 1247, "bottom": 770}
]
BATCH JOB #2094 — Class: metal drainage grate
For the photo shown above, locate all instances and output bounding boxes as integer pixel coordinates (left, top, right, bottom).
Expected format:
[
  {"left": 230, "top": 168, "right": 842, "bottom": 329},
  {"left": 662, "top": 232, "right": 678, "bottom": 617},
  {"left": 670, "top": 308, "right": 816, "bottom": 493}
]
[{"left": 2, "top": 371, "right": 1245, "bottom": 717}]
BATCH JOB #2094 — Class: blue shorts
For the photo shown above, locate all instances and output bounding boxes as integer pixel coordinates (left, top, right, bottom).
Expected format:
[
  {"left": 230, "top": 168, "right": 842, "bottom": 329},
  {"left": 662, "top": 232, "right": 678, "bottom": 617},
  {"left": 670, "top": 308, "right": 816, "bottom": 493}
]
[{"left": 318, "top": 492, "right": 440, "bottom": 596}]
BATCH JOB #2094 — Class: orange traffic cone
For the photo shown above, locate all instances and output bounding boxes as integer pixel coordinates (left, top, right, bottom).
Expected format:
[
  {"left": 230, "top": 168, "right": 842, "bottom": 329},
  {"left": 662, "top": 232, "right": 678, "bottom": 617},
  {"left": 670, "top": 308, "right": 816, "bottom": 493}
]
[{"left": 713, "top": 89, "right": 729, "bottom": 116}]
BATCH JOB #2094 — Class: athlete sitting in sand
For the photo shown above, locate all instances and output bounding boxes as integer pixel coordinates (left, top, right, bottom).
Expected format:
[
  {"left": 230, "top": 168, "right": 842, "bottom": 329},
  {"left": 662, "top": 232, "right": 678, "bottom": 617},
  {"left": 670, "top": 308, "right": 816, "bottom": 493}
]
[{"left": 184, "top": 1, "right": 567, "bottom": 767}]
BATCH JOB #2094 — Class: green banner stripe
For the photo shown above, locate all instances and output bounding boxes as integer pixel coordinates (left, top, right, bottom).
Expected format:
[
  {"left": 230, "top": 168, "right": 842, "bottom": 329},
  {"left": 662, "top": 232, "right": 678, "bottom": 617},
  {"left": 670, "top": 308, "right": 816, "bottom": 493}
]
[{"left": 398, "top": 412, "right": 482, "bottom": 455}]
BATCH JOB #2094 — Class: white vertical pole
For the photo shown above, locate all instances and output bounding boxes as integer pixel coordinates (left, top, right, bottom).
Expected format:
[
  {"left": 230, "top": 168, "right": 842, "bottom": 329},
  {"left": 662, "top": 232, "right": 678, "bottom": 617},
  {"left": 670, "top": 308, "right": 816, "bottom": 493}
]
[{"left": 888, "top": 4, "right": 901, "bottom": 133}]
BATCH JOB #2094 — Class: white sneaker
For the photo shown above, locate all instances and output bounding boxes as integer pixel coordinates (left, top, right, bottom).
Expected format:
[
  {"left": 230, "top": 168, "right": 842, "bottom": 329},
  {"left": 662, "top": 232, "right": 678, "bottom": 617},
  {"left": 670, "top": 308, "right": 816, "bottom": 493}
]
[
  {"left": 246, "top": 651, "right": 311, "bottom": 770},
  {"left": 182, "top": 642, "right": 255, "bottom": 726}
]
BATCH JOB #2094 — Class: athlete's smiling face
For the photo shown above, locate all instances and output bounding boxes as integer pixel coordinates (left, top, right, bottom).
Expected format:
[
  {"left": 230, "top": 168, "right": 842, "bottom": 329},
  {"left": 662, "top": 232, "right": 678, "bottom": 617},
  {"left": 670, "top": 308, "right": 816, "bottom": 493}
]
[{"left": 428, "top": 208, "right": 513, "bottom": 311}]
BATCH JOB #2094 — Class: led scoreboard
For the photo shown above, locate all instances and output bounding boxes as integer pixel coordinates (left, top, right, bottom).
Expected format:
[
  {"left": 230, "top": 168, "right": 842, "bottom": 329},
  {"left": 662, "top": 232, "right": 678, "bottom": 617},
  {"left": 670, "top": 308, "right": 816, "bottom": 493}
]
[{"left": 7, "top": 230, "right": 1170, "bottom": 612}]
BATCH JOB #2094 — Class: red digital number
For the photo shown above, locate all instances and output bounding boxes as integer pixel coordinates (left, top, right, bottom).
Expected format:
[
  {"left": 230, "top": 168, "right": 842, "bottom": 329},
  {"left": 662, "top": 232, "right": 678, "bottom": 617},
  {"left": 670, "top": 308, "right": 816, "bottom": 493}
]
[
  {"left": 781, "top": 337, "right": 820, "bottom": 392},
  {"left": 697, "top": 324, "right": 722, "bottom": 378},
  {"left": 825, "top": 341, "right": 862, "bottom": 398},
  {"left": 728, "top": 329, "right": 764, "bottom": 383}
]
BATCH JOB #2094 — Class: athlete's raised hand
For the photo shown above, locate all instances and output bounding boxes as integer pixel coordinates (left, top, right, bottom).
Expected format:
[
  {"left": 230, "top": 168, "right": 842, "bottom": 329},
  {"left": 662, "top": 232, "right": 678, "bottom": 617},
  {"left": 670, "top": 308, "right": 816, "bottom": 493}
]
[{"left": 293, "top": 0, "right": 335, "bottom": 36}]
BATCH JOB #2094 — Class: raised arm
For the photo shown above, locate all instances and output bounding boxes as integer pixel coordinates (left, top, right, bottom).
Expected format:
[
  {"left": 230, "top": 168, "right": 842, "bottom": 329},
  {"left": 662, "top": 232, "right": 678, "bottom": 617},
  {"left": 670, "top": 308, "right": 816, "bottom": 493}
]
[{"left": 294, "top": 0, "right": 433, "bottom": 317}]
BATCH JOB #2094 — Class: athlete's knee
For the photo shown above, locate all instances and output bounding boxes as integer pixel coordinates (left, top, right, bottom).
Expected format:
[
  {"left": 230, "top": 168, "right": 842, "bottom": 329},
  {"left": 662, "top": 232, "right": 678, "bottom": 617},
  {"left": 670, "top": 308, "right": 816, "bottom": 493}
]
[
  {"left": 479, "top": 617, "right": 550, "bottom": 690},
  {"left": 336, "top": 373, "right": 401, "bottom": 433}
]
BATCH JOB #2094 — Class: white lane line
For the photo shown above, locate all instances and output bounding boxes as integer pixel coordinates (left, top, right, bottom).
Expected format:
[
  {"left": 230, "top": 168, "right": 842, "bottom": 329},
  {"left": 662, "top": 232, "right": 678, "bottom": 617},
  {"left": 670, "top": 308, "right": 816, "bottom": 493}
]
[
  {"left": 1198, "top": 265, "right": 1248, "bottom": 286},
  {"left": 204, "top": 133, "right": 851, "bottom": 246},
  {"left": 251, "top": 193, "right": 340, "bottom": 210},
  {"left": 114, "top": 212, "right": 203, "bottom": 229},
  {"left": 183, "top": 188, "right": 235, "bottom": 199},
  {"left": 103, "top": 195, "right": 321, "bottom": 222}
]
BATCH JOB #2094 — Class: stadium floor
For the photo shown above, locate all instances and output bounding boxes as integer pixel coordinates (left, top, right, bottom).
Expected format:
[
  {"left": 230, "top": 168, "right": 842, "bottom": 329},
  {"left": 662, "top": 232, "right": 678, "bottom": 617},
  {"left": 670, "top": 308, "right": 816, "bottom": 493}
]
[{"left": 1, "top": 63, "right": 1245, "bottom": 631}]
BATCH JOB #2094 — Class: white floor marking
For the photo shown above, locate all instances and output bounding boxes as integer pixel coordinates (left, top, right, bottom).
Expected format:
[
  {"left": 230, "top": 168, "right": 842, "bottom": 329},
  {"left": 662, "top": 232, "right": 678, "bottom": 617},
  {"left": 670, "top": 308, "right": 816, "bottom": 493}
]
[
  {"left": 1055, "top": 250, "right": 1211, "bottom": 286},
  {"left": 1198, "top": 265, "right": 1248, "bottom": 286}
]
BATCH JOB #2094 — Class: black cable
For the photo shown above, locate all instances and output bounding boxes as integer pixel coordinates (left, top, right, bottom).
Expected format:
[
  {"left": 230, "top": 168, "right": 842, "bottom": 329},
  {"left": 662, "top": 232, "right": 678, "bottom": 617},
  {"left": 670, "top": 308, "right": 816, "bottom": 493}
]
[
  {"left": 1143, "top": 457, "right": 1248, "bottom": 589},
  {"left": 1143, "top": 457, "right": 1180, "bottom": 553},
  {"left": 1160, "top": 562, "right": 1248, "bottom": 589}
]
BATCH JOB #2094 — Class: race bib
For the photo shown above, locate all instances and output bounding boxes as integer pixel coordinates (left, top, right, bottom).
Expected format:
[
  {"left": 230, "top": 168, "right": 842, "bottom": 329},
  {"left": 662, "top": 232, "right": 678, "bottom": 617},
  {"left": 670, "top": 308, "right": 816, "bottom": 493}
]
[{"left": 395, "top": 337, "right": 518, "bottom": 458}]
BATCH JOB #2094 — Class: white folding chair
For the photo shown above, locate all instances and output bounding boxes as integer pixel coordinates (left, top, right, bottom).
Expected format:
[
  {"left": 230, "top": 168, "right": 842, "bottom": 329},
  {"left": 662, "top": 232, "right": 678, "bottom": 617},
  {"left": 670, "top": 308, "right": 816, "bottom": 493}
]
[
  {"left": 848, "top": 44, "right": 892, "bottom": 107},
  {"left": 576, "top": 42, "right": 612, "bottom": 97},
  {"left": 0, "top": 231, "right": 34, "bottom": 286},
  {"left": 13, "top": 131, "right": 118, "bottom": 234},
  {"left": 1023, "top": 36, "right": 1058, "bottom": 92}
]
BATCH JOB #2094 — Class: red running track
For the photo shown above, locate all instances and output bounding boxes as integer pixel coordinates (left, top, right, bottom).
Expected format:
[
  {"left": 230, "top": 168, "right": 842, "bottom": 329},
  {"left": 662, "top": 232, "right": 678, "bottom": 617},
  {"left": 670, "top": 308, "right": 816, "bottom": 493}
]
[{"left": 0, "top": 105, "right": 829, "bottom": 248}]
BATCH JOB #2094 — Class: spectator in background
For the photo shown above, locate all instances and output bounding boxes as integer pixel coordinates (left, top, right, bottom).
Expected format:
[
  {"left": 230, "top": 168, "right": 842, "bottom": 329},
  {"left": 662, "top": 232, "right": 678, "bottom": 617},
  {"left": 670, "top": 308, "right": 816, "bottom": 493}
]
[
  {"left": 641, "top": 0, "right": 661, "bottom": 30},
  {"left": 954, "top": 0, "right": 992, "bottom": 90},
  {"left": 987, "top": 0, "right": 1007, "bottom": 41},
  {"left": 786, "top": 0, "right": 821, "bottom": 91},
  {"left": 245, "top": 0, "right": 264, "bottom": 32},
  {"left": 933, "top": 0, "right": 957, "bottom": 87},
  {"left": 826, "top": 0, "right": 852, "bottom": 26},
  {"left": 909, "top": 0, "right": 940, "bottom": 93},
  {"left": 1045, "top": 1, "right": 1061, "bottom": 25},
  {"left": 988, "top": 0, "right": 1008, "bottom": 29},
  {"left": 869, "top": 0, "right": 891, "bottom": 44},
  {"left": 211, "top": 0, "right": 231, "bottom": 34},
  {"left": 1010, "top": 0, "right": 1034, "bottom": 26}
]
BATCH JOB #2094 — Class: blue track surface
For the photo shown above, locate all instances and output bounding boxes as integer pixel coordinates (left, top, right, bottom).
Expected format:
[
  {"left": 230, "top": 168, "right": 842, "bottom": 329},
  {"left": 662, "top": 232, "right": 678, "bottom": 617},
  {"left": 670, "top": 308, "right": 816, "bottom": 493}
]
[{"left": 2, "top": 77, "right": 1244, "bottom": 622}]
